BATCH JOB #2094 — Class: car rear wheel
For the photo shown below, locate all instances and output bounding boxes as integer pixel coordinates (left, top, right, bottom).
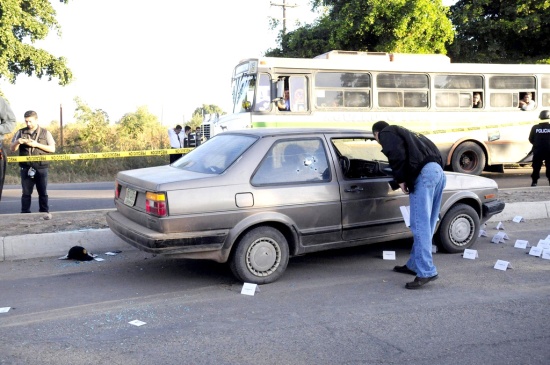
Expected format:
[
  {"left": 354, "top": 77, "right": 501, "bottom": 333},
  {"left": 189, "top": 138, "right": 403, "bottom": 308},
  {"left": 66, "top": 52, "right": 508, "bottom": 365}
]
[
  {"left": 436, "top": 204, "right": 480, "bottom": 253},
  {"left": 230, "top": 226, "right": 289, "bottom": 284}
]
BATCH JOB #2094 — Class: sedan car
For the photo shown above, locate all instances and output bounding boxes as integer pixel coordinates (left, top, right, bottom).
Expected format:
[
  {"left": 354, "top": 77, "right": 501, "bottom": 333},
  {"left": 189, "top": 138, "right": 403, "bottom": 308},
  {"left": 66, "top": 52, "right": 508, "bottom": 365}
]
[{"left": 107, "top": 128, "right": 505, "bottom": 284}]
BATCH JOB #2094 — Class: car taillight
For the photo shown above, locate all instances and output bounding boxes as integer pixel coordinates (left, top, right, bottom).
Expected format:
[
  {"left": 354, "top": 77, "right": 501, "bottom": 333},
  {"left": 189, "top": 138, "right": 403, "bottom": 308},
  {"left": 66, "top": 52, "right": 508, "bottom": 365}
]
[
  {"left": 115, "top": 181, "right": 121, "bottom": 199},
  {"left": 145, "top": 192, "right": 167, "bottom": 217}
]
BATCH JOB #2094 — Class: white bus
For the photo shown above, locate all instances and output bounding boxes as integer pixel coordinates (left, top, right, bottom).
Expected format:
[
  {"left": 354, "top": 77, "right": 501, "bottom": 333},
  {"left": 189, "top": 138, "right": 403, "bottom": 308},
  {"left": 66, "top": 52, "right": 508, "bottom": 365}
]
[{"left": 202, "top": 50, "right": 550, "bottom": 175}]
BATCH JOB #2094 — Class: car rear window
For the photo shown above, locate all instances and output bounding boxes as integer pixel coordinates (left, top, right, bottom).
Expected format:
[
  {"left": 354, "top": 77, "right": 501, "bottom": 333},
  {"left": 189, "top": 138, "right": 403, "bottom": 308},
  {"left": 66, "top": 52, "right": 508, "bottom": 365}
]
[{"left": 172, "top": 134, "right": 258, "bottom": 174}]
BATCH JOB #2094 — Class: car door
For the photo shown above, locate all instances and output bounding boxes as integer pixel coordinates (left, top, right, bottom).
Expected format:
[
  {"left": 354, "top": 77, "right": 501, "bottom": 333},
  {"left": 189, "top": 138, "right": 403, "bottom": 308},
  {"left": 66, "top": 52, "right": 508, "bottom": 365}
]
[{"left": 330, "top": 137, "right": 411, "bottom": 242}]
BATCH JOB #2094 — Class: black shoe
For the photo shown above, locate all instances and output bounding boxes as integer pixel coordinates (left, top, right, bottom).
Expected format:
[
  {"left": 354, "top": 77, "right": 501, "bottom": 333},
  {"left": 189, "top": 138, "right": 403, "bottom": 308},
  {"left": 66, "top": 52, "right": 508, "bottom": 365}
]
[
  {"left": 393, "top": 265, "right": 417, "bottom": 276},
  {"left": 531, "top": 182, "right": 537, "bottom": 187},
  {"left": 405, "top": 275, "right": 438, "bottom": 289}
]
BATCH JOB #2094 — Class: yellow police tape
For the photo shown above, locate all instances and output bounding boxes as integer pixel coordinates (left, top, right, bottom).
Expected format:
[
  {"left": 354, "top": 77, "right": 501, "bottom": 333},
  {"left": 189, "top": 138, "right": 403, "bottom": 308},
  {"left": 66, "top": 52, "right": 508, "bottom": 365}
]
[{"left": 7, "top": 148, "right": 194, "bottom": 163}]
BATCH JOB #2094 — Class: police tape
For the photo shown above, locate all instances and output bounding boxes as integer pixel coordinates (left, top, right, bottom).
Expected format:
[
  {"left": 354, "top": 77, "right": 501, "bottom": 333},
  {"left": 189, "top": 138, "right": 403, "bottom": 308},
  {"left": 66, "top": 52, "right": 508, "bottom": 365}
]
[{"left": 6, "top": 148, "right": 194, "bottom": 163}]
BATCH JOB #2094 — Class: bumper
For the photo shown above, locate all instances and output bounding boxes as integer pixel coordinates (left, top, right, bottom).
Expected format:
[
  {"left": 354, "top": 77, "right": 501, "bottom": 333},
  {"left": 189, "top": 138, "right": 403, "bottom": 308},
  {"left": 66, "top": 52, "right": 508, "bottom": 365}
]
[
  {"left": 482, "top": 199, "right": 505, "bottom": 218},
  {"left": 106, "top": 211, "right": 229, "bottom": 261}
]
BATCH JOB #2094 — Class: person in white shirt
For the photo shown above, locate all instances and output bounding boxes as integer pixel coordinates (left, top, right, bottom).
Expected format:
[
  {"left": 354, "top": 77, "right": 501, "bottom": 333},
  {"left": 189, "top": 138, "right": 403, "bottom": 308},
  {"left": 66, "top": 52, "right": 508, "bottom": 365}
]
[{"left": 168, "top": 125, "right": 183, "bottom": 163}]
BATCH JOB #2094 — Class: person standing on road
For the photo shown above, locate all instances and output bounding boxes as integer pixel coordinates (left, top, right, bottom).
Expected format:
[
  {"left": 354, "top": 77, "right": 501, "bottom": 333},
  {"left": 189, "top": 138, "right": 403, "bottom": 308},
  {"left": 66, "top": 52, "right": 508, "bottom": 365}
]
[
  {"left": 0, "top": 96, "right": 17, "bottom": 202},
  {"left": 10, "top": 111, "right": 55, "bottom": 213},
  {"left": 168, "top": 124, "right": 183, "bottom": 164},
  {"left": 372, "top": 121, "right": 446, "bottom": 289},
  {"left": 529, "top": 110, "right": 550, "bottom": 187}
]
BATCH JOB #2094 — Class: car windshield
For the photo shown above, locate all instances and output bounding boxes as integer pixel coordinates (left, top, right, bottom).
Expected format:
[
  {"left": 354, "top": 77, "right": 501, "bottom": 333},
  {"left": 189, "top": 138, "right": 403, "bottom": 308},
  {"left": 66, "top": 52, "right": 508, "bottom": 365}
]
[{"left": 172, "top": 133, "right": 258, "bottom": 174}]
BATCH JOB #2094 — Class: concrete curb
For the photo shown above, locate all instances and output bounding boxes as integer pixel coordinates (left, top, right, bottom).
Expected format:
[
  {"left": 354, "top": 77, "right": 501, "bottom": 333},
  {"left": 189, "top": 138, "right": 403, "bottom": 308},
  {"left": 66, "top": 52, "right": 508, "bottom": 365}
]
[
  {"left": 1, "top": 201, "right": 549, "bottom": 262},
  {"left": 1, "top": 229, "right": 134, "bottom": 261}
]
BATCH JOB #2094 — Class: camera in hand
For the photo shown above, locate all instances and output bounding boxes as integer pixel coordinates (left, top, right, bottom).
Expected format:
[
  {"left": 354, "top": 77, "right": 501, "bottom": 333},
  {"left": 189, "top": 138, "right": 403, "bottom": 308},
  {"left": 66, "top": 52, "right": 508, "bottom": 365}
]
[{"left": 28, "top": 167, "right": 36, "bottom": 178}]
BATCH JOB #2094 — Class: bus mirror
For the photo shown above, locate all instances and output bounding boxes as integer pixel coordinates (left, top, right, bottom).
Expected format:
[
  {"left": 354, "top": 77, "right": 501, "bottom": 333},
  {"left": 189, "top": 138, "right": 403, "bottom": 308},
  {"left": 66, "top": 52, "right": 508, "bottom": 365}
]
[{"left": 276, "top": 79, "right": 285, "bottom": 99}]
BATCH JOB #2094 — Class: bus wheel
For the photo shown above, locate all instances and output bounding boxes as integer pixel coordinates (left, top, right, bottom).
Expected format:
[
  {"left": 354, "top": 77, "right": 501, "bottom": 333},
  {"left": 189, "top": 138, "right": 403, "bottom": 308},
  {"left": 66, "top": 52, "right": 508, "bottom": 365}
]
[{"left": 451, "top": 142, "right": 486, "bottom": 175}]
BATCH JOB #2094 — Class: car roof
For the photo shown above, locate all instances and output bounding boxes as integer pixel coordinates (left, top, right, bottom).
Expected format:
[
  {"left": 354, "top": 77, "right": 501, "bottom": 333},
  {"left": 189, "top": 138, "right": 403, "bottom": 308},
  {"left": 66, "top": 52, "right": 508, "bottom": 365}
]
[{"left": 221, "top": 127, "right": 374, "bottom": 138}]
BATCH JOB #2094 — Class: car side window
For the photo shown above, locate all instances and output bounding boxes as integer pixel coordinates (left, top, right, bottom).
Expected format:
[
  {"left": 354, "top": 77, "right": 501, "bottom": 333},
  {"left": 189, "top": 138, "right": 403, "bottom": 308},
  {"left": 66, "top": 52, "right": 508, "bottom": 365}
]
[
  {"left": 251, "top": 138, "right": 330, "bottom": 185},
  {"left": 331, "top": 138, "right": 391, "bottom": 179}
]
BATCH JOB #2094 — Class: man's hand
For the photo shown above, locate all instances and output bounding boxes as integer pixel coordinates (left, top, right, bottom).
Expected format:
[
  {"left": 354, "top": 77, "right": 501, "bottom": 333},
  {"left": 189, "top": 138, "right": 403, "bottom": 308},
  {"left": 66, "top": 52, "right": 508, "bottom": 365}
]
[{"left": 399, "top": 182, "right": 409, "bottom": 194}]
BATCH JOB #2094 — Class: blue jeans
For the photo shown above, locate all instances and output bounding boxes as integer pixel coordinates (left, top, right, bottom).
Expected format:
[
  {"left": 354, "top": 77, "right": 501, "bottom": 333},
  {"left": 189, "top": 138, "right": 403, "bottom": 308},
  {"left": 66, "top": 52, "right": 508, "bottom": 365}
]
[
  {"left": 406, "top": 162, "right": 446, "bottom": 278},
  {"left": 20, "top": 166, "right": 49, "bottom": 213}
]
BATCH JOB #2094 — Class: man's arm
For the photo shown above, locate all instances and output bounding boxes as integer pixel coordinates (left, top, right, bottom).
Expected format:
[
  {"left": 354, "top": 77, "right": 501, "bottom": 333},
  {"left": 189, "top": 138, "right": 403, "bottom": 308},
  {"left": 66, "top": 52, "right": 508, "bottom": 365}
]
[{"left": 0, "top": 97, "right": 16, "bottom": 135}]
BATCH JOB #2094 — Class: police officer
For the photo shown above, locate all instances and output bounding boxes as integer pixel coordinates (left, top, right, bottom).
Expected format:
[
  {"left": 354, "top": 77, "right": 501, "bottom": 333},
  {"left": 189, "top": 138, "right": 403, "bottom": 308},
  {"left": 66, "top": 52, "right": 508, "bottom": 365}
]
[{"left": 529, "top": 110, "right": 550, "bottom": 186}]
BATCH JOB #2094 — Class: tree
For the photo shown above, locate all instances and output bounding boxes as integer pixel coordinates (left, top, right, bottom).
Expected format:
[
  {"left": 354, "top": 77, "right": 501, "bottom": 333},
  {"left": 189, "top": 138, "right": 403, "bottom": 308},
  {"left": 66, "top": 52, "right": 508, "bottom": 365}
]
[
  {"left": 117, "top": 106, "right": 166, "bottom": 150},
  {"left": 0, "top": 0, "right": 72, "bottom": 89},
  {"left": 189, "top": 104, "right": 225, "bottom": 129},
  {"left": 449, "top": 0, "right": 550, "bottom": 63},
  {"left": 267, "top": 0, "right": 454, "bottom": 57},
  {"left": 70, "top": 97, "right": 111, "bottom": 152}
]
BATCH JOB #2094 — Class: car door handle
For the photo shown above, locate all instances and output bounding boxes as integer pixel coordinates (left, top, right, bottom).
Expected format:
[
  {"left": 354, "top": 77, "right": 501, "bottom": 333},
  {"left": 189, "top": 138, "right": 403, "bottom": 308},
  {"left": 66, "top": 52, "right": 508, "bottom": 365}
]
[{"left": 345, "top": 185, "right": 364, "bottom": 193}]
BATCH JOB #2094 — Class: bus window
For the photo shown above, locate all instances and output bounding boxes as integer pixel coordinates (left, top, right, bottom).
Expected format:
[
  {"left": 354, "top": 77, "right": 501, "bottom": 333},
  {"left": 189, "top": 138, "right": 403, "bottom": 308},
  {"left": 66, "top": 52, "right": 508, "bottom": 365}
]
[
  {"left": 377, "top": 73, "right": 428, "bottom": 108},
  {"left": 254, "top": 74, "right": 272, "bottom": 112},
  {"left": 289, "top": 76, "right": 308, "bottom": 112},
  {"left": 315, "top": 72, "right": 371, "bottom": 108}
]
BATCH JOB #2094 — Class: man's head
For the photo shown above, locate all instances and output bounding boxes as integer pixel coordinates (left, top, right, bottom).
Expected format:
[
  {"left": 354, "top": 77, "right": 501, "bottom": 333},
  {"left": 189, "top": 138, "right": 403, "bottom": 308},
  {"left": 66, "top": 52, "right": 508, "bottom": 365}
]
[
  {"left": 174, "top": 125, "right": 182, "bottom": 134},
  {"left": 185, "top": 126, "right": 191, "bottom": 134},
  {"left": 284, "top": 89, "right": 290, "bottom": 100},
  {"left": 24, "top": 110, "right": 38, "bottom": 131},
  {"left": 523, "top": 92, "right": 532, "bottom": 101},
  {"left": 372, "top": 121, "right": 389, "bottom": 142},
  {"left": 473, "top": 93, "right": 481, "bottom": 103},
  {"left": 539, "top": 110, "right": 550, "bottom": 120}
]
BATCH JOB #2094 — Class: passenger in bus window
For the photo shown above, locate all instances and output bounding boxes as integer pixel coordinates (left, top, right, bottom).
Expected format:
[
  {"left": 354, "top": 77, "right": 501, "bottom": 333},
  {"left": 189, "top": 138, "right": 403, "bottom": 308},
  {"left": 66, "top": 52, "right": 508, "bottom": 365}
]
[
  {"left": 472, "top": 92, "right": 483, "bottom": 108},
  {"left": 277, "top": 89, "right": 290, "bottom": 111},
  {"left": 519, "top": 92, "right": 536, "bottom": 110}
]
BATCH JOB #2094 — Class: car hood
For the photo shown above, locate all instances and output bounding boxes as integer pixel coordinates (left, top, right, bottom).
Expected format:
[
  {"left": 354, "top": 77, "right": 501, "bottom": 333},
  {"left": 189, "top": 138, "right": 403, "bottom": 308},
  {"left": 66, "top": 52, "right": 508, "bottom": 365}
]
[{"left": 444, "top": 172, "right": 498, "bottom": 190}]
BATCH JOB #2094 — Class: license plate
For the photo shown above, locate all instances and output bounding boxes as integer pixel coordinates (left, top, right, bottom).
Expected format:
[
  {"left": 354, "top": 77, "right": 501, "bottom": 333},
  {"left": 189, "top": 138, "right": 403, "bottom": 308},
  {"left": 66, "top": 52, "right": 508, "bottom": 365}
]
[{"left": 124, "top": 188, "right": 137, "bottom": 206}]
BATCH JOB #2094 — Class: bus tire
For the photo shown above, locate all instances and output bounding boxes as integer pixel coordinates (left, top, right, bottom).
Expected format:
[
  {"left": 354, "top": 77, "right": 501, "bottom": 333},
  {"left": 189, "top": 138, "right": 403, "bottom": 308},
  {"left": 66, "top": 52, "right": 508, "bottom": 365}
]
[{"left": 451, "top": 142, "right": 486, "bottom": 175}]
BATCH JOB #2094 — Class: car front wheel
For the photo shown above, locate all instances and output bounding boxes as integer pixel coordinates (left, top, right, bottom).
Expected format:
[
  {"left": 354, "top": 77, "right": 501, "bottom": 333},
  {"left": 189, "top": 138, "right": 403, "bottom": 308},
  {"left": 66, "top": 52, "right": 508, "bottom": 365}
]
[
  {"left": 230, "top": 226, "right": 289, "bottom": 284},
  {"left": 436, "top": 203, "right": 480, "bottom": 253}
]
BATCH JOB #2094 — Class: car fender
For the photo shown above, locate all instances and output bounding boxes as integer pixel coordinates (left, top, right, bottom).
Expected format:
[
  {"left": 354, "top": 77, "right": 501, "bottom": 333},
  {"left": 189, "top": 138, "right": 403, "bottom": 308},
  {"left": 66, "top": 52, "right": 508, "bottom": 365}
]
[
  {"left": 222, "top": 211, "right": 301, "bottom": 256},
  {"left": 439, "top": 191, "right": 482, "bottom": 220}
]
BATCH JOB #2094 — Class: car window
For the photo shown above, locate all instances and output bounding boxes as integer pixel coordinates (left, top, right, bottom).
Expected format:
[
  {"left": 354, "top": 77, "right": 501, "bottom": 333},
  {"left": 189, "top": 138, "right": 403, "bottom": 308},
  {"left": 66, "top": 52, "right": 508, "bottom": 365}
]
[
  {"left": 332, "top": 138, "right": 391, "bottom": 179},
  {"left": 251, "top": 138, "right": 330, "bottom": 185},
  {"left": 172, "top": 134, "right": 258, "bottom": 174}
]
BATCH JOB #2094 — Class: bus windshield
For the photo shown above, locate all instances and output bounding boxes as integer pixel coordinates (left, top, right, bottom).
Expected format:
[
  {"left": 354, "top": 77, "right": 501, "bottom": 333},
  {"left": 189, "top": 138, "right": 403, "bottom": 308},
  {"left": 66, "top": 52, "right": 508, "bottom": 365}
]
[{"left": 232, "top": 74, "right": 256, "bottom": 114}]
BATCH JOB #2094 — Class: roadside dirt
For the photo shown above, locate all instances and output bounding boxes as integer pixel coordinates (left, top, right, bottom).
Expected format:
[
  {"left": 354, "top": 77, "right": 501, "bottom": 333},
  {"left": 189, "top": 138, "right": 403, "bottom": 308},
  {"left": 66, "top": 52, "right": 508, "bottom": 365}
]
[{"left": 1, "top": 187, "right": 549, "bottom": 238}]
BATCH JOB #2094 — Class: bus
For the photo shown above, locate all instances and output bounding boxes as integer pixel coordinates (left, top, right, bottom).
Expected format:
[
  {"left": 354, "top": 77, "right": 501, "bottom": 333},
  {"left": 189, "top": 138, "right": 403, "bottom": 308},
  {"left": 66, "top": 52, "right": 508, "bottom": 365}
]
[{"left": 201, "top": 50, "right": 550, "bottom": 175}]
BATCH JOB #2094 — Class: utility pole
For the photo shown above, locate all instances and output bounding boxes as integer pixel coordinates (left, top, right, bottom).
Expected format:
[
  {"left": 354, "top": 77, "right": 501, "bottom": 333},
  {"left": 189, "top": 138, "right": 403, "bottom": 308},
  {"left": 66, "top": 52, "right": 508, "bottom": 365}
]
[
  {"left": 270, "top": 0, "right": 298, "bottom": 35},
  {"left": 59, "top": 104, "right": 64, "bottom": 148}
]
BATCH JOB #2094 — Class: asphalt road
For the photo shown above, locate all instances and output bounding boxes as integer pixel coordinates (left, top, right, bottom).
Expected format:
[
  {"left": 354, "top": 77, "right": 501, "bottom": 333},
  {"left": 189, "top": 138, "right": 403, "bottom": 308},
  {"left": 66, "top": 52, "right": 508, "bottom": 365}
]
[
  {"left": 1, "top": 218, "right": 549, "bottom": 364},
  {"left": 0, "top": 167, "right": 541, "bottom": 215}
]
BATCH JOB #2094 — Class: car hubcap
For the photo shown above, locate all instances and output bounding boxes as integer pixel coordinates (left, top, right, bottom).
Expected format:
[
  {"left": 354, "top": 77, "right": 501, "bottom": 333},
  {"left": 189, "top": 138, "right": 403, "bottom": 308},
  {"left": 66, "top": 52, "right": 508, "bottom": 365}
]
[
  {"left": 460, "top": 152, "right": 477, "bottom": 171},
  {"left": 449, "top": 214, "right": 475, "bottom": 246},
  {"left": 246, "top": 237, "right": 281, "bottom": 276}
]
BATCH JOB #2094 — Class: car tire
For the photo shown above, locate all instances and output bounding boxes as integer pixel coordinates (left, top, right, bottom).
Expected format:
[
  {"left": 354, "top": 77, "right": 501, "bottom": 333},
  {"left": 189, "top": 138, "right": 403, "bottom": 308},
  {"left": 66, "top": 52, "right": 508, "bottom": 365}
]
[
  {"left": 451, "top": 142, "right": 486, "bottom": 175},
  {"left": 230, "top": 226, "right": 289, "bottom": 284},
  {"left": 436, "top": 203, "right": 480, "bottom": 253}
]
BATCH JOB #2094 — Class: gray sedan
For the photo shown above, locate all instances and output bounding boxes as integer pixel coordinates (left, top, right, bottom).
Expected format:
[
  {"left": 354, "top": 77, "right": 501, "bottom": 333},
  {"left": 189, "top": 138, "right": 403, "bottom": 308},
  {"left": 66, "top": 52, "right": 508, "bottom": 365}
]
[{"left": 107, "top": 128, "right": 505, "bottom": 284}]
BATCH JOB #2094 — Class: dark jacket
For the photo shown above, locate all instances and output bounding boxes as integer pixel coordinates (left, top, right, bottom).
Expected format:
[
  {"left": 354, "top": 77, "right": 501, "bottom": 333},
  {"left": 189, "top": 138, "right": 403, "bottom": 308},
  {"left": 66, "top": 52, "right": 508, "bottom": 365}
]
[
  {"left": 378, "top": 125, "right": 443, "bottom": 192},
  {"left": 529, "top": 122, "right": 550, "bottom": 154},
  {"left": 17, "top": 126, "right": 51, "bottom": 168}
]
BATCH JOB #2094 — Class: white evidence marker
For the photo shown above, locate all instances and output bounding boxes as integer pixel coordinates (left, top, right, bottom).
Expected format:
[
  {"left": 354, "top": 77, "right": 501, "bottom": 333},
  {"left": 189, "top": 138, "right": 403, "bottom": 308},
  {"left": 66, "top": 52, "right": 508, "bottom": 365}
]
[
  {"left": 241, "top": 283, "right": 260, "bottom": 296},
  {"left": 383, "top": 251, "right": 396, "bottom": 260}
]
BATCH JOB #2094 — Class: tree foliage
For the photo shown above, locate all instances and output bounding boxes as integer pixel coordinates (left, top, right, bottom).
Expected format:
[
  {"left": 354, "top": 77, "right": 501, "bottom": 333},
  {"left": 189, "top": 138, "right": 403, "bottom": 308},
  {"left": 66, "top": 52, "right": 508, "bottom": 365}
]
[
  {"left": 449, "top": 0, "right": 550, "bottom": 63},
  {"left": 266, "top": 0, "right": 453, "bottom": 57},
  {"left": 189, "top": 104, "right": 225, "bottom": 129},
  {"left": 0, "top": 0, "right": 72, "bottom": 87}
]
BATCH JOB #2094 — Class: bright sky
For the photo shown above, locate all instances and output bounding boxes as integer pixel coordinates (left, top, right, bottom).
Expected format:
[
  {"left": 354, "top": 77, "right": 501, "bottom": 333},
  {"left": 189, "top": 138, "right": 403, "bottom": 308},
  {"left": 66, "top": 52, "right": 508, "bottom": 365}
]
[
  {"left": 1, "top": 0, "right": 319, "bottom": 126},
  {"left": 1, "top": 0, "right": 456, "bottom": 127}
]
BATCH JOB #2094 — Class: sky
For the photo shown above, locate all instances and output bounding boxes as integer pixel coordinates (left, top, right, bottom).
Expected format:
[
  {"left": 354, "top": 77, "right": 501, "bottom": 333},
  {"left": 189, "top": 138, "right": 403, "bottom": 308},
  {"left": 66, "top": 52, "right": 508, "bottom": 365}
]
[{"left": 1, "top": 0, "right": 456, "bottom": 127}]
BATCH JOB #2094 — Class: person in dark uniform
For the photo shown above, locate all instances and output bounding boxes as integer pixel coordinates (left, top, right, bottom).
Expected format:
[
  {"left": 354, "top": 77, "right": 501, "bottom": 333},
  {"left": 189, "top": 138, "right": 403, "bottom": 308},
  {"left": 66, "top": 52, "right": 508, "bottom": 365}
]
[
  {"left": 10, "top": 110, "right": 56, "bottom": 213},
  {"left": 529, "top": 110, "right": 550, "bottom": 187}
]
